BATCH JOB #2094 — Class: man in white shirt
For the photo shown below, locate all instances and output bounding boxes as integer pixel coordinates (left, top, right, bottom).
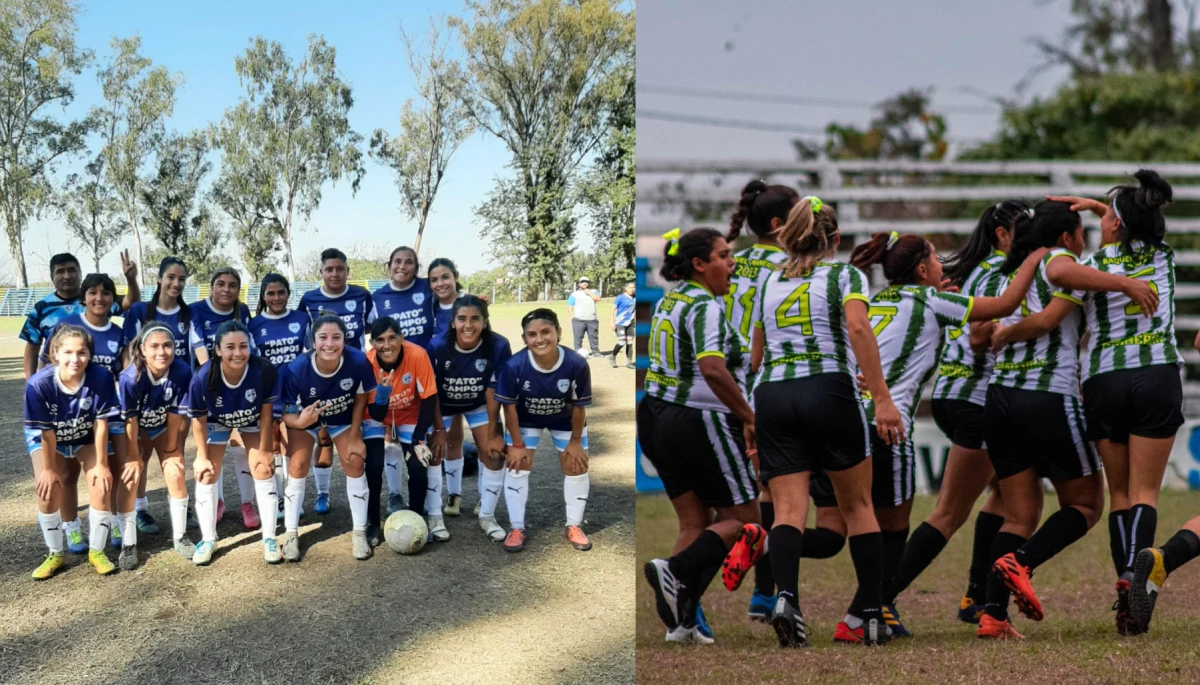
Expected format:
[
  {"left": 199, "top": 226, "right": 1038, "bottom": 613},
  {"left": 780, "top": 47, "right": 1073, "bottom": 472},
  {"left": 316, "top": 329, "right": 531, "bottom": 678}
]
[{"left": 567, "top": 276, "right": 603, "bottom": 357}]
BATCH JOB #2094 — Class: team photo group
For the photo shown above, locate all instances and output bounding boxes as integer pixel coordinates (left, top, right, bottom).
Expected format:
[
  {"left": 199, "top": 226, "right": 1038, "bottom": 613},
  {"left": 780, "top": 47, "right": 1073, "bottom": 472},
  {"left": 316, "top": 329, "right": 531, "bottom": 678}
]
[{"left": 640, "top": 170, "right": 1200, "bottom": 647}]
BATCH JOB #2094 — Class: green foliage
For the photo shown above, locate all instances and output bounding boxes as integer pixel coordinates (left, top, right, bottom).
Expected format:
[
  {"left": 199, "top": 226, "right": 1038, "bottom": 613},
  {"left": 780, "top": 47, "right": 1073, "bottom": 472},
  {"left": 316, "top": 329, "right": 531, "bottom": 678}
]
[
  {"left": 822, "top": 88, "right": 949, "bottom": 161},
  {"left": 294, "top": 243, "right": 389, "bottom": 283},
  {"left": 0, "top": 0, "right": 92, "bottom": 286},
  {"left": 57, "top": 157, "right": 127, "bottom": 271},
  {"left": 139, "top": 132, "right": 226, "bottom": 282},
  {"left": 1028, "top": 0, "right": 1194, "bottom": 78},
  {"left": 577, "top": 64, "right": 634, "bottom": 296}
]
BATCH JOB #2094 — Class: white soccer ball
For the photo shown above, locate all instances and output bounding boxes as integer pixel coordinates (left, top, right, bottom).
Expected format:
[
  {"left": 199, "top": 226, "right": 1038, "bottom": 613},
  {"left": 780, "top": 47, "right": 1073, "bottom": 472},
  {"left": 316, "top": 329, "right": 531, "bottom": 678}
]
[{"left": 384, "top": 510, "right": 429, "bottom": 555}]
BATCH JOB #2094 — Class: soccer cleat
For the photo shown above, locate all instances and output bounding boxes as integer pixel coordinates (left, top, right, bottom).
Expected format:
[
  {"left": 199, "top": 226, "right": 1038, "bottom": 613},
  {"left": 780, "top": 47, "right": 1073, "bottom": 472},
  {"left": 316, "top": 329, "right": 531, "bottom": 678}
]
[
  {"left": 282, "top": 533, "right": 301, "bottom": 562},
  {"left": 479, "top": 516, "right": 506, "bottom": 542},
  {"left": 192, "top": 541, "right": 214, "bottom": 566},
  {"left": 861, "top": 615, "right": 890, "bottom": 646},
  {"left": 66, "top": 527, "right": 87, "bottom": 554},
  {"left": 262, "top": 538, "right": 283, "bottom": 564},
  {"left": 216, "top": 499, "right": 225, "bottom": 523},
  {"left": 366, "top": 524, "right": 384, "bottom": 549},
  {"left": 566, "top": 525, "right": 592, "bottom": 551},
  {"left": 1130, "top": 547, "right": 1167, "bottom": 632},
  {"left": 770, "top": 597, "right": 808, "bottom": 648},
  {"left": 428, "top": 516, "right": 451, "bottom": 542},
  {"left": 88, "top": 549, "right": 117, "bottom": 575},
  {"left": 722, "top": 523, "right": 767, "bottom": 592},
  {"left": 748, "top": 588, "right": 776, "bottom": 623},
  {"left": 993, "top": 553, "right": 1043, "bottom": 621},
  {"left": 135, "top": 510, "right": 160, "bottom": 534},
  {"left": 626, "top": 361, "right": 636, "bottom": 370},
  {"left": 109, "top": 523, "right": 122, "bottom": 550},
  {"left": 882, "top": 604, "right": 912, "bottom": 638},
  {"left": 352, "top": 530, "right": 372, "bottom": 560},
  {"left": 32, "top": 553, "right": 65, "bottom": 580},
  {"left": 118, "top": 545, "right": 139, "bottom": 572},
  {"left": 387, "top": 493, "right": 405, "bottom": 515},
  {"left": 833, "top": 621, "right": 864, "bottom": 644},
  {"left": 958, "top": 596, "right": 985, "bottom": 624},
  {"left": 314, "top": 493, "right": 331, "bottom": 515},
  {"left": 241, "top": 503, "right": 260, "bottom": 530},
  {"left": 694, "top": 602, "right": 714, "bottom": 643},
  {"left": 504, "top": 528, "right": 526, "bottom": 553},
  {"left": 644, "top": 558, "right": 686, "bottom": 631},
  {"left": 443, "top": 494, "right": 462, "bottom": 517},
  {"left": 174, "top": 536, "right": 196, "bottom": 560},
  {"left": 608, "top": 355, "right": 618, "bottom": 368},
  {"left": 976, "top": 613, "right": 1025, "bottom": 640}
]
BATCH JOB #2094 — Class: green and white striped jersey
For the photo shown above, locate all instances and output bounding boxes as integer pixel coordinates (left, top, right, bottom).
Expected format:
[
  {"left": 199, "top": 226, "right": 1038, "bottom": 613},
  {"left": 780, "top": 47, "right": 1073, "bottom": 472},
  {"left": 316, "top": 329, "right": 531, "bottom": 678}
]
[
  {"left": 991, "top": 249, "right": 1085, "bottom": 397},
  {"left": 864, "top": 286, "right": 973, "bottom": 430},
  {"left": 644, "top": 280, "right": 745, "bottom": 413},
  {"left": 754, "top": 262, "right": 869, "bottom": 384},
  {"left": 1080, "top": 241, "right": 1180, "bottom": 381},
  {"left": 932, "top": 251, "right": 1008, "bottom": 406},
  {"left": 725, "top": 244, "right": 788, "bottom": 353}
]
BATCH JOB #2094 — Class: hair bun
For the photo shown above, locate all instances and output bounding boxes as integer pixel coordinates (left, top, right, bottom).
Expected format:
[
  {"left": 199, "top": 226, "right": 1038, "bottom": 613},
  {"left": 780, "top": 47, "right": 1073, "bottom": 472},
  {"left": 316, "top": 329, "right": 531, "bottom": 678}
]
[{"left": 1133, "top": 168, "right": 1173, "bottom": 209}]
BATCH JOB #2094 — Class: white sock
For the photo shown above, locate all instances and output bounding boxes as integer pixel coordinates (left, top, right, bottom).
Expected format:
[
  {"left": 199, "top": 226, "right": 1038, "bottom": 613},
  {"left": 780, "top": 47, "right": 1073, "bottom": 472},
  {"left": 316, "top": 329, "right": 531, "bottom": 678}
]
[
  {"left": 314, "top": 466, "right": 332, "bottom": 495},
  {"left": 479, "top": 466, "right": 504, "bottom": 518},
  {"left": 503, "top": 470, "right": 530, "bottom": 530},
  {"left": 284, "top": 477, "right": 305, "bottom": 533},
  {"left": 274, "top": 453, "right": 286, "bottom": 496},
  {"left": 563, "top": 473, "right": 590, "bottom": 527},
  {"left": 119, "top": 511, "right": 137, "bottom": 547},
  {"left": 346, "top": 474, "right": 369, "bottom": 531},
  {"left": 425, "top": 465, "right": 443, "bottom": 515},
  {"left": 63, "top": 517, "right": 82, "bottom": 533},
  {"left": 169, "top": 496, "right": 189, "bottom": 542},
  {"left": 235, "top": 450, "right": 255, "bottom": 505},
  {"left": 844, "top": 613, "right": 863, "bottom": 630},
  {"left": 254, "top": 478, "right": 278, "bottom": 541},
  {"left": 88, "top": 507, "right": 112, "bottom": 552},
  {"left": 135, "top": 496, "right": 148, "bottom": 513},
  {"left": 384, "top": 443, "right": 403, "bottom": 495},
  {"left": 38, "top": 511, "right": 64, "bottom": 553},
  {"left": 443, "top": 458, "right": 463, "bottom": 497},
  {"left": 195, "top": 482, "right": 218, "bottom": 543}
]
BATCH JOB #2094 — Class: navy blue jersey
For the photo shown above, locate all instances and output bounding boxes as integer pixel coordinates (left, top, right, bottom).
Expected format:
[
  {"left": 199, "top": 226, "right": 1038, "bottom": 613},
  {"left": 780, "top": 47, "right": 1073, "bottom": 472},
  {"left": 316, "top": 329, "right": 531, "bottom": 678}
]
[
  {"left": 119, "top": 358, "right": 192, "bottom": 431},
  {"left": 189, "top": 299, "right": 252, "bottom": 361},
  {"left": 428, "top": 333, "right": 513, "bottom": 416},
  {"left": 278, "top": 347, "right": 377, "bottom": 428},
  {"left": 249, "top": 309, "right": 311, "bottom": 368},
  {"left": 122, "top": 301, "right": 191, "bottom": 363},
  {"left": 39, "top": 314, "right": 124, "bottom": 379},
  {"left": 182, "top": 360, "right": 279, "bottom": 429},
  {"left": 297, "top": 285, "right": 376, "bottom": 349},
  {"left": 431, "top": 300, "right": 455, "bottom": 342},
  {"left": 494, "top": 346, "right": 592, "bottom": 430},
  {"left": 24, "top": 365, "right": 119, "bottom": 446},
  {"left": 20, "top": 292, "right": 121, "bottom": 347},
  {"left": 372, "top": 280, "right": 435, "bottom": 348}
]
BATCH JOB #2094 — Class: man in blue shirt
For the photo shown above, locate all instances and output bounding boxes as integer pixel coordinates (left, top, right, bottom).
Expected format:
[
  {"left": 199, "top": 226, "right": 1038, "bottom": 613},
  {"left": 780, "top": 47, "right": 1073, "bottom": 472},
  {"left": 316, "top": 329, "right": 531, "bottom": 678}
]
[{"left": 609, "top": 281, "right": 635, "bottom": 369}]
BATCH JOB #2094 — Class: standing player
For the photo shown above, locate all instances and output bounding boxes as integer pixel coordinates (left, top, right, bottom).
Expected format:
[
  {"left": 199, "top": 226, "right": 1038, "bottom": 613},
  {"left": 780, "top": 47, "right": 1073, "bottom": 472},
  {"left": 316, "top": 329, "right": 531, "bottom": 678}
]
[
  {"left": 609, "top": 281, "right": 636, "bottom": 369},
  {"left": 427, "top": 257, "right": 470, "bottom": 517},
  {"left": 428, "top": 257, "right": 463, "bottom": 341},
  {"left": 25, "top": 325, "right": 119, "bottom": 578},
  {"left": 495, "top": 309, "right": 594, "bottom": 554}
]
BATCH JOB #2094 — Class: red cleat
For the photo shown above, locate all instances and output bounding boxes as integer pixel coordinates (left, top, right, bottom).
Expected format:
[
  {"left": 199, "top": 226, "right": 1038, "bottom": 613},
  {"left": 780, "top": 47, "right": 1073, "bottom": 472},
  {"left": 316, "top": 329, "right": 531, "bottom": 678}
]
[
  {"left": 722, "top": 523, "right": 766, "bottom": 592},
  {"left": 833, "top": 621, "right": 863, "bottom": 644},
  {"left": 976, "top": 613, "right": 1025, "bottom": 640},
  {"left": 993, "top": 553, "right": 1043, "bottom": 621}
]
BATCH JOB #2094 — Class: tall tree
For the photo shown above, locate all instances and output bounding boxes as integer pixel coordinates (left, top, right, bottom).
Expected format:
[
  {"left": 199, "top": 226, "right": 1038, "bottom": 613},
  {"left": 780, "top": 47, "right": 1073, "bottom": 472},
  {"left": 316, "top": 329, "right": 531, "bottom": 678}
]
[
  {"left": 58, "top": 158, "right": 127, "bottom": 271},
  {"left": 140, "top": 132, "right": 225, "bottom": 281},
  {"left": 453, "top": 0, "right": 634, "bottom": 298},
  {"left": 577, "top": 65, "right": 634, "bottom": 292},
  {"left": 93, "top": 36, "right": 181, "bottom": 284},
  {"left": 0, "top": 0, "right": 91, "bottom": 286},
  {"left": 1029, "top": 0, "right": 1192, "bottom": 80},
  {"left": 211, "top": 141, "right": 283, "bottom": 281},
  {"left": 212, "top": 35, "right": 366, "bottom": 281},
  {"left": 369, "top": 18, "right": 474, "bottom": 255}
]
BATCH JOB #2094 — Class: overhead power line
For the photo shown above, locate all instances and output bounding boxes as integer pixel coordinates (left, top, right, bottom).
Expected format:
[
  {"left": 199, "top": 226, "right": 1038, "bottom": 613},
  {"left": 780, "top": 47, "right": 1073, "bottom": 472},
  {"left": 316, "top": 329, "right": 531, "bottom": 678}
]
[
  {"left": 638, "top": 109, "right": 990, "bottom": 143},
  {"left": 639, "top": 84, "right": 1001, "bottom": 116}
]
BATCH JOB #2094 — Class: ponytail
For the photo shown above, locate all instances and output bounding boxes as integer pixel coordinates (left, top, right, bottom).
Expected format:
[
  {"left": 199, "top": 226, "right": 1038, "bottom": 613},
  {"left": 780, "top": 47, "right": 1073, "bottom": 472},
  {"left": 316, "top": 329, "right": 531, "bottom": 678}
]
[
  {"left": 727, "top": 179, "right": 799, "bottom": 242},
  {"left": 659, "top": 228, "right": 724, "bottom": 282},
  {"left": 849, "top": 232, "right": 932, "bottom": 285},
  {"left": 1001, "top": 200, "right": 1081, "bottom": 274},
  {"left": 1110, "top": 169, "right": 1172, "bottom": 254},
  {"left": 779, "top": 197, "right": 839, "bottom": 278}
]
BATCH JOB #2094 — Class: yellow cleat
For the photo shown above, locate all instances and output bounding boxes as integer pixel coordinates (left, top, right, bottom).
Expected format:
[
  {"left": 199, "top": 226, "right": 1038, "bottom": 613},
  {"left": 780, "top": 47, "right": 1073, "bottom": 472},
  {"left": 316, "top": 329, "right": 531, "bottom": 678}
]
[
  {"left": 32, "top": 553, "right": 65, "bottom": 580},
  {"left": 88, "top": 549, "right": 117, "bottom": 576},
  {"left": 1130, "top": 547, "right": 1168, "bottom": 631}
]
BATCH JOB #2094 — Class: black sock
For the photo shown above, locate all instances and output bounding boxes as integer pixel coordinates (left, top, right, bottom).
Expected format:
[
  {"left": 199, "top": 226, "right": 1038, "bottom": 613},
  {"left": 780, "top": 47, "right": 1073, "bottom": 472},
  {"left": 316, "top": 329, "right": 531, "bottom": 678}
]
[
  {"left": 1161, "top": 528, "right": 1200, "bottom": 574},
  {"left": 768, "top": 525, "right": 804, "bottom": 607},
  {"left": 880, "top": 527, "right": 909, "bottom": 605},
  {"left": 669, "top": 530, "right": 729, "bottom": 589},
  {"left": 626, "top": 344, "right": 634, "bottom": 361},
  {"left": 885, "top": 522, "right": 947, "bottom": 604},
  {"left": 1015, "top": 506, "right": 1089, "bottom": 571},
  {"left": 611, "top": 344, "right": 622, "bottom": 357},
  {"left": 753, "top": 502, "right": 775, "bottom": 594},
  {"left": 1125, "top": 504, "right": 1158, "bottom": 574},
  {"left": 696, "top": 562, "right": 722, "bottom": 598},
  {"left": 984, "top": 531, "right": 1027, "bottom": 620},
  {"left": 848, "top": 532, "right": 884, "bottom": 616},
  {"left": 1108, "top": 509, "right": 1129, "bottom": 578},
  {"left": 801, "top": 526, "right": 846, "bottom": 559},
  {"left": 966, "top": 511, "right": 1005, "bottom": 601}
]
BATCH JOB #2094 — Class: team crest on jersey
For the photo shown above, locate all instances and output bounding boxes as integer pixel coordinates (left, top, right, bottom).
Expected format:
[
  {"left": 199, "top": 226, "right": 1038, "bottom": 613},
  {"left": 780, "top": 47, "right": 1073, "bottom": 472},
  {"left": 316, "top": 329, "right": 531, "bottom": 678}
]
[
  {"left": 402, "top": 373, "right": 412, "bottom": 384},
  {"left": 475, "top": 359, "right": 487, "bottom": 372},
  {"left": 346, "top": 300, "right": 357, "bottom": 312},
  {"left": 289, "top": 322, "right": 301, "bottom": 333},
  {"left": 557, "top": 379, "right": 571, "bottom": 393},
  {"left": 80, "top": 396, "right": 93, "bottom": 411},
  {"left": 245, "top": 389, "right": 257, "bottom": 404},
  {"left": 107, "top": 340, "right": 119, "bottom": 353},
  {"left": 413, "top": 293, "right": 425, "bottom": 305},
  {"left": 339, "top": 378, "right": 353, "bottom": 391},
  {"left": 164, "top": 387, "right": 173, "bottom": 401}
]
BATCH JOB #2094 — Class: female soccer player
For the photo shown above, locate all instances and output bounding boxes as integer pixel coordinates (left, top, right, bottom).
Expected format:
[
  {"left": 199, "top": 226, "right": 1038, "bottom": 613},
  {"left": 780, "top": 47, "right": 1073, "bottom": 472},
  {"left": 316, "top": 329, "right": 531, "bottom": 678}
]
[
  {"left": 181, "top": 321, "right": 279, "bottom": 566},
  {"left": 277, "top": 315, "right": 378, "bottom": 561},
  {"left": 428, "top": 295, "right": 512, "bottom": 541},
  {"left": 365, "top": 317, "right": 446, "bottom": 544},
  {"left": 24, "top": 325, "right": 118, "bottom": 578},
  {"left": 847, "top": 230, "right": 1045, "bottom": 638},
  {"left": 639, "top": 228, "right": 763, "bottom": 645},
  {"left": 751, "top": 197, "right": 902, "bottom": 647},
  {"left": 495, "top": 309, "right": 594, "bottom": 554},
  {"left": 120, "top": 324, "right": 194, "bottom": 560},
  {"left": 428, "top": 257, "right": 462, "bottom": 341},
  {"left": 977, "top": 200, "right": 1157, "bottom": 639},
  {"left": 885, "top": 201, "right": 1028, "bottom": 627},
  {"left": 610, "top": 281, "right": 636, "bottom": 370}
]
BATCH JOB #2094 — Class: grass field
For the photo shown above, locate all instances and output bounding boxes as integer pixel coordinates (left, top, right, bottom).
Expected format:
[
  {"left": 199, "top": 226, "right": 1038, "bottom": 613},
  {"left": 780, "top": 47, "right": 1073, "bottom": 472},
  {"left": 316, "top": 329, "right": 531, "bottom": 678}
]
[
  {"left": 0, "top": 303, "right": 635, "bottom": 685},
  {"left": 637, "top": 491, "right": 1200, "bottom": 685}
]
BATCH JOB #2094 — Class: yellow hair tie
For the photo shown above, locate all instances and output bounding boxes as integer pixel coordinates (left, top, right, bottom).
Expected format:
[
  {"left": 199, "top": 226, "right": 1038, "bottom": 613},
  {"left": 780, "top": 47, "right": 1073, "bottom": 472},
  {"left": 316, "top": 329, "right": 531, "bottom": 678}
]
[
  {"left": 801, "top": 195, "right": 823, "bottom": 214},
  {"left": 886, "top": 231, "right": 900, "bottom": 249},
  {"left": 663, "top": 227, "right": 681, "bottom": 256}
]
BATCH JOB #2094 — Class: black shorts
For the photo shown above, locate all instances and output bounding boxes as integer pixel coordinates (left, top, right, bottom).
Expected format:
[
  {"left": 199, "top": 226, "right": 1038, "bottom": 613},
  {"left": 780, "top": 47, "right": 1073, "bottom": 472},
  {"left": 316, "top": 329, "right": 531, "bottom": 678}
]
[
  {"left": 983, "top": 385, "right": 1100, "bottom": 481},
  {"left": 810, "top": 470, "right": 838, "bottom": 508},
  {"left": 755, "top": 373, "right": 869, "bottom": 484},
  {"left": 636, "top": 396, "right": 758, "bottom": 507},
  {"left": 870, "top": 430, "right": 916, "bottom": 507},
  {"left": 932, "top": 399, "right": 987, "bottom": 450},
  {"left": 615, "top": 322, "right": 635, "bottom": 344},
  {"left": 1082, "top": 365, "right": 1184, "bottom": 444}
]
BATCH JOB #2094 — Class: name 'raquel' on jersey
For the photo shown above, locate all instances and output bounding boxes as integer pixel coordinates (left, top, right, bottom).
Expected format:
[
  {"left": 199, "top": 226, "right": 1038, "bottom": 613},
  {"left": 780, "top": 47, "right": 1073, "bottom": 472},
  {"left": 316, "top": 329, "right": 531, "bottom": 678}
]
[{"left": 932, "top": 250, "right": 1007, "bottom": 406}]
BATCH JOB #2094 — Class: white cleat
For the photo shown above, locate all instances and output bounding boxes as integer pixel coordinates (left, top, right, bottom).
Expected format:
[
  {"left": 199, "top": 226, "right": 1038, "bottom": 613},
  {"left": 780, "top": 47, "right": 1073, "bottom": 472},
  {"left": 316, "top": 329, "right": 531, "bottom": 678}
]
[
  {"left": 479, "top": 515, "right": 506, "bottom": 542},
  {"left": 428, "top": 516, "right": 450, "bottom": 542}
]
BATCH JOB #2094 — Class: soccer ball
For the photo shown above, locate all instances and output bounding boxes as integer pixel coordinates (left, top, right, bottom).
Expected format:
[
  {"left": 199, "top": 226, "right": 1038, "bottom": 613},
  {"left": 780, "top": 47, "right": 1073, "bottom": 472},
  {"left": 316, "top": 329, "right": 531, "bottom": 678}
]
[{"left": 384, "top": 510, "right": 428, "bottom": 555}]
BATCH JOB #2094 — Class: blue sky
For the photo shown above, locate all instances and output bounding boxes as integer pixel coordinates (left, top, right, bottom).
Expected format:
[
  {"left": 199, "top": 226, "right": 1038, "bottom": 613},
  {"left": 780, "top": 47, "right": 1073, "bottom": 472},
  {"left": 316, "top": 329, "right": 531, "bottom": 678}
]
[{"left": 14, "top": 0, "right": 585, "bottom": 284}]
